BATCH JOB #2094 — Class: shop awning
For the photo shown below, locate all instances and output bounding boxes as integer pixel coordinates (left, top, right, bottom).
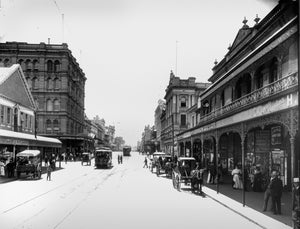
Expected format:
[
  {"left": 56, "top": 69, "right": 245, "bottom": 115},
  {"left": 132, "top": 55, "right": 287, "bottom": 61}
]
[{"left": 0, "top": 129, "right": 62, "bottom": 148}]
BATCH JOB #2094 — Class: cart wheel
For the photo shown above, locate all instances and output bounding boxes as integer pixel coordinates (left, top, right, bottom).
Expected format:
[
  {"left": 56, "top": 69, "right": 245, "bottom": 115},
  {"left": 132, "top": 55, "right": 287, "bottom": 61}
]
[
  {"left": 176, "top": 176, "right": 181, "bottom": 191},
  {"left": 172, "top": 172, "right": 176, "bottom": 188}
]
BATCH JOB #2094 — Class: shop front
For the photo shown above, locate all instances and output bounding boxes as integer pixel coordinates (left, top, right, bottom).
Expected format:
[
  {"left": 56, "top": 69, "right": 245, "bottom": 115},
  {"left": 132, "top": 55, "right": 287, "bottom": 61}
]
[{"left": 0, "top": 129, "right": 61, "bottom": 177}]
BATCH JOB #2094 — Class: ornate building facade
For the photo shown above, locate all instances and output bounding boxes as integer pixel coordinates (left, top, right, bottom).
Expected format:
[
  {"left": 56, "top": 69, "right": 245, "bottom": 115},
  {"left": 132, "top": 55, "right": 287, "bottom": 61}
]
[
  {"left": 161, "top": 71, "right": 210, "bottom": 156},
  {"left": 177, "top": 0, "right": 298, "bottom": 194},
  {"left": 0, "top": 42, "right": 86, "bottom": 154}
]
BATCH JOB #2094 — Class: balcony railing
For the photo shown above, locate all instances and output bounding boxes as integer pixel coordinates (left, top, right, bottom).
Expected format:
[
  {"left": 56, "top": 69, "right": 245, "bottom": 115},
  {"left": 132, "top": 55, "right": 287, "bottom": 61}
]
[{"left": 199, "top": 72, "right": 298, "bottom": 124}]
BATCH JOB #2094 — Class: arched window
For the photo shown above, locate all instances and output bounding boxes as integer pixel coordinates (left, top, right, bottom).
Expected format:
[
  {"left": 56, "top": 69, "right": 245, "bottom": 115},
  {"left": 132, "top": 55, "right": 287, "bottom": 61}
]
[
  {"left": 235, "top": 74, "right": 251, "bottom": 99},
  {"left": 53, "top": 77, "right": 59, "bottom": 89},
  {"left": 25, "top": 59, "right": 31, "bottom": 71},
  {"left": 70, "top": 122, "right": 74, "bottom": 134},
  {"left": 32, "top": 77, "right": 38, "bottom": 89},
  {"left": 18, "top": 59, "right": 24, "bottom": 69},
  {"left": 180, "top": 97, "right": 186, "bottom": 108},
  {"left": 269, "top": 58, "right": 278, "bottom": 83},
  {"left": 46, "top": 119, "right": 52, "bottom": 133},
  {"left": 53, "top": 119, "right": 59, "bottom": 132},
  {"left": 255, "top": 66, "right": 264, "bottom": 89},
  {"left": 26, "top": 77, "right": 32, "bottom": 90},
  {"left": 46, "top": 99, "right": 53, "bottom": 111},
  {"left": 54, "top": 60, "right": 60, "bottom": 72},
  {"left": 53, "top": 99, "right": 60, "bottom": 111},
  {"left": 32, "top": 59, "right": 38, "bottom": 71},
  {"left": 46, "top": 77, "right": 52, "bottom": 90},
  {"left": 4, "top": 59, "right": 10, "bottom": 67},
  {"left": 47, "top": 60, "right": 53, "bottom": 72}
]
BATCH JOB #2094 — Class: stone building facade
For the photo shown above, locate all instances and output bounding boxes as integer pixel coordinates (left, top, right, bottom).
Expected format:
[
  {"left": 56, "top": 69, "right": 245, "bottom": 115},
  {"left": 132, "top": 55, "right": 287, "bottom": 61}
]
[
  {"left": 177, "top": 0, "right": 298, "bottom": 195},
  {"left": 162, "top": 71, "right": 210, "bottom": 156},
  {"left": 0, "top": 42, "right": 86, "bottom": 154}
]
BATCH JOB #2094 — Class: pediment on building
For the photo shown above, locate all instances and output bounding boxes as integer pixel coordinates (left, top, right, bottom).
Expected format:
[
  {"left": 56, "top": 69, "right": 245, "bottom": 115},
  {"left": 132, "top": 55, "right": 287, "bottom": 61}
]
[
  {"left": 0, "top": 65, "right": 36, "bottom": 110},
  {"left": 230, "top": 28, "right": 252, "bottom": 51}
]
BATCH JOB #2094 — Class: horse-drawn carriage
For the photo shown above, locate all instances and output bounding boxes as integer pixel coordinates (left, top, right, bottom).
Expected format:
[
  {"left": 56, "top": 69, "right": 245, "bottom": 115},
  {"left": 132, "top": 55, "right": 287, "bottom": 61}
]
[
  {"left": 172, "top": 157, "right": 203, "bottom": 193},
  {"left": 156, "top": 154, "right": 174, "bottom": 177}
]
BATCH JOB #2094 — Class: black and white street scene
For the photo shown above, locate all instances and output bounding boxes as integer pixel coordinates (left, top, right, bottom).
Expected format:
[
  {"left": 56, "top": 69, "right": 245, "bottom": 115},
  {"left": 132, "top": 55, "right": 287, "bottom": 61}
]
[{"left": 0, "top": 0, "right": 299, "bottom": 228}]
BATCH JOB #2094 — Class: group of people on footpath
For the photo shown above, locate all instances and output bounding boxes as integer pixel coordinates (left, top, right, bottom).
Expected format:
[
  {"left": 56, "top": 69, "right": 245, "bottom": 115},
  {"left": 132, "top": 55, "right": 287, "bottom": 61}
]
[{"left": 117, "top": 155, "right": 123, "bottom": 164}]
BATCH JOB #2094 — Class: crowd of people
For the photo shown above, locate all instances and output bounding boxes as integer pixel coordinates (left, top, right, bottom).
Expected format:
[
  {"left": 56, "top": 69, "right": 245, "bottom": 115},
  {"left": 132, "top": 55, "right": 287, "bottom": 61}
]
[{"left": 144, "top": 153, "right": 284, "bottom": 215}]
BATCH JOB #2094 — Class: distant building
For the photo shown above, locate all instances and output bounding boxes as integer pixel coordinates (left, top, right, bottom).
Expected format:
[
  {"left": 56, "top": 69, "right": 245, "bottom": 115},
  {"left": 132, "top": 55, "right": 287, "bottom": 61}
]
[
  {"left": 154, "top": 99, "right": 166, "bottom": 152},
  {"left": 0, "top": 42, "right": 87, "bottom": 155},
  {"left": 161, "top": 71, "right": 210, "bottom": 156}
]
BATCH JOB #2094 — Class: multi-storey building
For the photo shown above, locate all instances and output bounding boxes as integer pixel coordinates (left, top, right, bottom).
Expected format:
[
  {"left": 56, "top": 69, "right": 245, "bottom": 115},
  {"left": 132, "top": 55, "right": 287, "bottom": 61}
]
[
  {"left": 0, "top": 42, "right": 86, "bottom": 154},
  {"left": 154, "top": 99, "right": 166, "bottom": 152},
  {"left": 0, "top": 64, "right": 61, "bottom": 175},
  {"left": 177, "top": 0, "right": 298, "bottom": 208},
  {"left": 161, "top": 71, "right": 210, "bottom": 156},
  {"left": 141, "top": 125, "right": 155, "bottom": 154}
]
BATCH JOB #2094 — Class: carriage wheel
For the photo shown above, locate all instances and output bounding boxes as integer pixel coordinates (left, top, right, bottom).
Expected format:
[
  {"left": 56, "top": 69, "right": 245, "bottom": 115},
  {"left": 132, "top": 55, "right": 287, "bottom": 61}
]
[
  {"left": 176, "top": 175, "right": 181, "bottom": 191},
  {"left": 172, "top": 172, "right": 176, "bottom": 188}
]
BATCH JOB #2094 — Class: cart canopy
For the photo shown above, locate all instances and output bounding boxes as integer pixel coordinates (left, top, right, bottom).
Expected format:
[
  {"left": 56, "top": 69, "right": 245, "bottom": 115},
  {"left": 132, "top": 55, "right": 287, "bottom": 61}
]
[{"left": 17, "top": 150, "right": 40, "bottom": 157}]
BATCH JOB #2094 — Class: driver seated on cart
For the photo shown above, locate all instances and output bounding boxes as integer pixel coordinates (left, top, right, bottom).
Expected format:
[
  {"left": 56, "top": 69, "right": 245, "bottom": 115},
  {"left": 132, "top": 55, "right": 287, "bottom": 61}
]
[{"left": 181, "top": 161, "right": 190, "bottom": 177}]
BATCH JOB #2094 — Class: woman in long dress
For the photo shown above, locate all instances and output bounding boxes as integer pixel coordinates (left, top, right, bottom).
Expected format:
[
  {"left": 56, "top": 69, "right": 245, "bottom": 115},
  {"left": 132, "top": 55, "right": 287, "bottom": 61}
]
[{"left": 231, "top": 166, "right": 243, "bottom": 189}]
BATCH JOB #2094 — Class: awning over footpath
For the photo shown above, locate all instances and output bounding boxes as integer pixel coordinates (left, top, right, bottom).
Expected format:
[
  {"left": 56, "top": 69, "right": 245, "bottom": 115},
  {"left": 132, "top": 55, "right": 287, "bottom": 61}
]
[{"left": 0, "top": 129, "right": 62, "bottom": 148}]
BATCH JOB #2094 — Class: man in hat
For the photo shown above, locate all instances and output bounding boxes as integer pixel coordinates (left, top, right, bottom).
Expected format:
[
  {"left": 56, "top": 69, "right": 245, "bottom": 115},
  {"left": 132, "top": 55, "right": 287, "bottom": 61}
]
[{"left": 270, "top": 170, "right": 283, "bottom": 214}]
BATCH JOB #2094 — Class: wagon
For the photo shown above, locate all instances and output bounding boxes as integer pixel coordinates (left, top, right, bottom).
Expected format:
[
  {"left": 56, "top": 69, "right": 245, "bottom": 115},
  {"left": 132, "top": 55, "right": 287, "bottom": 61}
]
[
  {"left": 150, "top": 152, "right": 165, "bottom": 173},
  {"left": 81, "top": 152, "right": 92, "bottom": 166},
  {"left": 95, "top": 148, "right": 112, "bottom": 168},
  {"left": 156, "top": 154, "right": 174, "bottom": 177},
  {"left": 172, "top": 157, "right": 196, "bottom": 191},
  {"left": 16, "top": 150, "right": 42, "bottom": 179}
]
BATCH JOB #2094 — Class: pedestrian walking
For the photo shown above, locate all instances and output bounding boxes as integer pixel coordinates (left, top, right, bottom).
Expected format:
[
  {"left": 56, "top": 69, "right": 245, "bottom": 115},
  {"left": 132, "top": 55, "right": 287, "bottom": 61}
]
[
  {"left": 46, "top": 163, "right": 52, "bottom": 181},
  {"left": 262, "top": 171, "right": 276, "bottom": 212},
  {"left": 270, "top": 171, "right": 283, "bottom": 215},
  {"left": 120, "top": 155, "right": 123, "bottom": 164},
  {"left": 117, "top": 155, "right": 120, "bottom": 164},
  {"left": 143, "top": 157, "right": 148, "bottom": 168}
]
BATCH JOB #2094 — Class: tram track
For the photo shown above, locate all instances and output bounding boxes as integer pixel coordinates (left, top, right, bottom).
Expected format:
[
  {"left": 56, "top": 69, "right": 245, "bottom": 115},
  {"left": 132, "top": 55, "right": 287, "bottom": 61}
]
[{"left": 1, "top": 166, "right": 109, "bottom": 215}]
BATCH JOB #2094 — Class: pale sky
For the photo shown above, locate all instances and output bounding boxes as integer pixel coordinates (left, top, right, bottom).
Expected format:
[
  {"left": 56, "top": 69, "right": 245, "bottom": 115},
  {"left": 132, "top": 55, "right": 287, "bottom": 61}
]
[{"left": 0, "top": 0, "right": 277, "bottom": 146}]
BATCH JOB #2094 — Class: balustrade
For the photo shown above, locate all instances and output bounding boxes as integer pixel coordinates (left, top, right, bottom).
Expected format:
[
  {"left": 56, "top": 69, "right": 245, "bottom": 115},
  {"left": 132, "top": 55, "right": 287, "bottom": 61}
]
[{"left": 199, "top": 72, "right": 298, "bottom": 124}]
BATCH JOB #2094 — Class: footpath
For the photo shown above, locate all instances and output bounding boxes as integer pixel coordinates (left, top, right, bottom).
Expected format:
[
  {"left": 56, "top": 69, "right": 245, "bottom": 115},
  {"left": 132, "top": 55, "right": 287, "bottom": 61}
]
[{"left": 202, "top": 185, "right": 292, "bottom": 229}]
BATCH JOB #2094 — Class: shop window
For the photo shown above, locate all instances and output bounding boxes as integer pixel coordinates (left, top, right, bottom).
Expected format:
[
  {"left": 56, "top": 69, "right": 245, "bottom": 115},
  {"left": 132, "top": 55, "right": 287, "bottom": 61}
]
[
  {"left": 0, "top": 105, "right": 4, "bottom": 123},
  {"left": 24, "top": 114, "right": 28, "bottom": 128},
  {"left": 7, "top": 107, "right": 11, "bottom": 124},
  {"left": 29, "top": 116, "right": 32, "bottom": 130}
]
